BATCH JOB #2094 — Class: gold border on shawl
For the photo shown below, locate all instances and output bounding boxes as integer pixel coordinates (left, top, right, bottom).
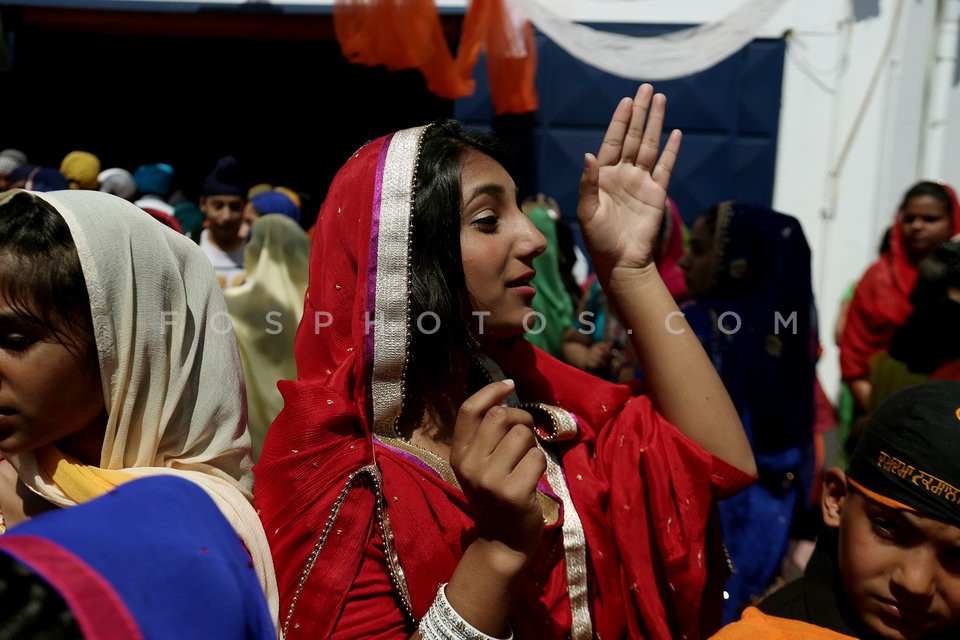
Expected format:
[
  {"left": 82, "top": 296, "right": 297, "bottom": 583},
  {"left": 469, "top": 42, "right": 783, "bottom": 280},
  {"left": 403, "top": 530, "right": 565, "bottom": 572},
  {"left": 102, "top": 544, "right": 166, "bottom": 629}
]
[
  {"left": 542, "top": 448, "right": 593, "bottom": 640},
  {"left": 372, "top": 126, "right": 429, "bottom": 438},
  {"left": 522, "top": 402, "right": 579, "bottom": 442},
  {"left": 282, "top": 465, "right": 417, "bottom": 637},
  {"left": 474, "top": 353, "right": 592, "bottom": 637},
  {"left": 377, "top": 435, "right": 462, "bottom": 490},
  {"left": 284, "top": 466, "right": 381, "bottom": 638},
  {"left": 370, "top": 466, "right": 417, "bottom": 626}
]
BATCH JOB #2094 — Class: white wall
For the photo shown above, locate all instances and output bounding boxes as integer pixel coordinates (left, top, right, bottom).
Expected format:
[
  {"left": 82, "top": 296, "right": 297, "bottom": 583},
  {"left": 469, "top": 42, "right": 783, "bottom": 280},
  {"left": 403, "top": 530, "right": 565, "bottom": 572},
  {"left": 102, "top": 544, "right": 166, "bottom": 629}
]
[{"left": 770, "top": 0, "right": 954, "bottom": 400}]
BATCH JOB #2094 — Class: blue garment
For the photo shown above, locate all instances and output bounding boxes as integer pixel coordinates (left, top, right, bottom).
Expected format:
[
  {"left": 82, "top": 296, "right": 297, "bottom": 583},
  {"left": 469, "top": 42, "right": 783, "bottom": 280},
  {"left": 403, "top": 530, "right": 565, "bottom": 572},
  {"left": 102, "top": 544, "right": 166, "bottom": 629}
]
[
  {"left": 0, "top": 475, "right": 276, "bottom": 640},
  {"left": 682, "top": 203, "right": 819, "bottom": 623}
]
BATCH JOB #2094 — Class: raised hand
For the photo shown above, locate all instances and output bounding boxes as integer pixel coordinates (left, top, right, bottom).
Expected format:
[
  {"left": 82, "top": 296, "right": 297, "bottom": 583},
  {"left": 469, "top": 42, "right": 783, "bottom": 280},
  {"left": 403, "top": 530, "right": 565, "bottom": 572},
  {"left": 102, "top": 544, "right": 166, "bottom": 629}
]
[
  {"left": 449, "top": 380, "right": 546, "bottom": 561},
  {"left": 576, "top": 83, "right": 681, "bottom": 282}
]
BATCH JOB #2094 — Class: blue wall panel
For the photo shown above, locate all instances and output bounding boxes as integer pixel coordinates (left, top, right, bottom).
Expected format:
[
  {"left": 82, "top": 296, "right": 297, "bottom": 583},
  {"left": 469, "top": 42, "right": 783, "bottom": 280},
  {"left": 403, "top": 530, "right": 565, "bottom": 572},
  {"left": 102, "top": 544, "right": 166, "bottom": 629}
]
[{"left": 456, "top": 23, "right": 786, "bottom": 241}]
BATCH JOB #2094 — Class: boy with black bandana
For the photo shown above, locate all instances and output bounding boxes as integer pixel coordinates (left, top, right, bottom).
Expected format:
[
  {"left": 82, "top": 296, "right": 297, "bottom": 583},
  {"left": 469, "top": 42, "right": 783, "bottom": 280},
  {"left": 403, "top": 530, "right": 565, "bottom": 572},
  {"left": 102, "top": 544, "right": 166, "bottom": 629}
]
[{"left": 713, "top": 380, "right": 960, "bottom": 639}]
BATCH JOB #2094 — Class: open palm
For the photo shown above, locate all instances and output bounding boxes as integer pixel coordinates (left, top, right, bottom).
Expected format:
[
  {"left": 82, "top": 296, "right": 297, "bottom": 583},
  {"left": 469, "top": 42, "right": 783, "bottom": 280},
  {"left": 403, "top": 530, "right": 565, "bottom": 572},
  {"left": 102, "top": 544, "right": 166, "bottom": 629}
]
[{"left": 576, "top": 84, "right": 681, "bottom": 280}]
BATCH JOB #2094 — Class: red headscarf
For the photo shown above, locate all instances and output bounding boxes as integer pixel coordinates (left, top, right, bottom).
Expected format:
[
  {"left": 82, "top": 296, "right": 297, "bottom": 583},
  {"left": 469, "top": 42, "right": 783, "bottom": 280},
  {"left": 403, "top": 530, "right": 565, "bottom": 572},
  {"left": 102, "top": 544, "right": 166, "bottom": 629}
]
[
  {"left": 840, "top": 182, "right": 960, "bottom": 381},
  {"left": 254, "top": 126, "right": 753, "bottom": 639}
]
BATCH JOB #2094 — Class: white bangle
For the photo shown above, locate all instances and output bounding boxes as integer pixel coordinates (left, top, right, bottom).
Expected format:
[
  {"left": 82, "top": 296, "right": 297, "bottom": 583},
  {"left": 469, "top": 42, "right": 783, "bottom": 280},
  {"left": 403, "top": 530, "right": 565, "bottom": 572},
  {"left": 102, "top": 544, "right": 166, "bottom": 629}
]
[{"left": 418, "top": 583, "right": 514, "bottom": 640}]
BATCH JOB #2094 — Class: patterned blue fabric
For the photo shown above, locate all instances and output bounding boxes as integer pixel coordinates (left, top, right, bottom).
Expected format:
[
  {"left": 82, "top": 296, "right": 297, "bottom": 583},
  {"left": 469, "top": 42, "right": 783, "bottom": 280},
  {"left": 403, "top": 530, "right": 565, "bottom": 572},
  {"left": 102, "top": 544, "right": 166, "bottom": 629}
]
[{"left": 681, "top": 203, "right": 819, "bottom": 623}]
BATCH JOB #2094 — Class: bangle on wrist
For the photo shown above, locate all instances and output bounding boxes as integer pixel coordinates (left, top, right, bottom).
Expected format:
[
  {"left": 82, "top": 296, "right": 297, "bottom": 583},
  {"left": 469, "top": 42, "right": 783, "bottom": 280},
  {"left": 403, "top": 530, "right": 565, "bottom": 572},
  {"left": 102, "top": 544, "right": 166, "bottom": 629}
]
[{"left": 417, "top": 583, "right": 513, "bottom": 640}]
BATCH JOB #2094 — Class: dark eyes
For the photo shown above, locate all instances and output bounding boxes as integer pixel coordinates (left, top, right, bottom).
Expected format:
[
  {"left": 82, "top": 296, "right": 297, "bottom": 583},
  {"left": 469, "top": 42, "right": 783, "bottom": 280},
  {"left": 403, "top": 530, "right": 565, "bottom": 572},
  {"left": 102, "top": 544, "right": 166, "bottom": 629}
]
[
  {"left": 0, "top": 333, "right": 38, "bottom": 351},
  {"left": 870, "top": 516, "right": 900, "bottom": 541},
  {"left": 472, "top": 214, "right": 499, "bottom": 230},
  {"left": 903, "top": 215, "right": 945, "bottom": 225}
]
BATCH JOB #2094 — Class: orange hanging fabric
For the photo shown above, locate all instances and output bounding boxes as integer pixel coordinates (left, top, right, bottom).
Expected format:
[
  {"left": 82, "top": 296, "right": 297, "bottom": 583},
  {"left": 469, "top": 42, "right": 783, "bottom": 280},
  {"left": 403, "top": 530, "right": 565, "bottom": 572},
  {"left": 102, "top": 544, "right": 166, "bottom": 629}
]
[
  {"left": 333, "top": 0, "right": 538, "bottom": 115},
  {"left": 485, "top": 0, "right": 538, "bottom": 114}
]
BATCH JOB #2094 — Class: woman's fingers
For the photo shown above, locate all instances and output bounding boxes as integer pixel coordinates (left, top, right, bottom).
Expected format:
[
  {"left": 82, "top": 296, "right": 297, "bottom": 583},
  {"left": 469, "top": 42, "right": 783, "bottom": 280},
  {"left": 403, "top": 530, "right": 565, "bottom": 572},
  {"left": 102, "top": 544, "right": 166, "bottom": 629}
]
[
  {"left": 635, "top": 91, "right": 666, "bottom": 172},
  {"left": 652, "top": 129, "right": 682, "bottom": 190},
  {"left": 620, "top": 83, "right": 654, "bottom": 163},
  {"left": 452, "top": 380, "right": 518, "bottom": 450},
  {"left": 595, "top": 84, "right": 673, "bottom": 177},
  {"left": 470, "top": 405, "right": 535, "bottom": 460},
  {"left": 595, "top": 97, "right": 633, "bottom": 166}
]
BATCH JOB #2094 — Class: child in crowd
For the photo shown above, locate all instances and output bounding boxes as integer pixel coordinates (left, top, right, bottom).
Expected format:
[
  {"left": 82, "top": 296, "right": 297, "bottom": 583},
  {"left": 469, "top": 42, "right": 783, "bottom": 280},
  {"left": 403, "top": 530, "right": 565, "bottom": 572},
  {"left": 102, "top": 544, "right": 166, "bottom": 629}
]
[
  {"left": 196, "top": 155, "right": 249, "bottom": 288},
  {"left": 0, "top": 189, "right": 278, "bottom": 630},
  {"left": 712, "top": 379, "right": 960, "bottom": 639}
]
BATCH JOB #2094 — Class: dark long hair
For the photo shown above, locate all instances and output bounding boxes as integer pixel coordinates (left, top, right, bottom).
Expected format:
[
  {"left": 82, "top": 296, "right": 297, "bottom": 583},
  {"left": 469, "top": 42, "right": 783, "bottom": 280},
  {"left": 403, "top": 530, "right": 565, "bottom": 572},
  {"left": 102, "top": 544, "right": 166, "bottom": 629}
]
[
  {"left": 399, "top": 119, "right": 513, "bottom": 431},
  {"left": 0, "top": 190, "right": 95, "bottom": 360}
]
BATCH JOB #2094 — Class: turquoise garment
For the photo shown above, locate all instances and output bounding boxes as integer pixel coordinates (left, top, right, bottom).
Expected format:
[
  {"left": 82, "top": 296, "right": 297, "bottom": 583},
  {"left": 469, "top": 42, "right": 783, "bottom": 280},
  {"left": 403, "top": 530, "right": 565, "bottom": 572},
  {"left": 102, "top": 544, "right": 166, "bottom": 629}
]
[{"left": 523, "top": 206, "right": 575, "bottom": 357}]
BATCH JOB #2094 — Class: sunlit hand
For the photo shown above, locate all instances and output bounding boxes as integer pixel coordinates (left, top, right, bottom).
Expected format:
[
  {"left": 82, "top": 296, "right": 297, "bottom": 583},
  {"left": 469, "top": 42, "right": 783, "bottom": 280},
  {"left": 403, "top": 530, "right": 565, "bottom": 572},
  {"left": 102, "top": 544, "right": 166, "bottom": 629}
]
[{"left": 576, "top": 83, "right": 681, "bottom": 281}]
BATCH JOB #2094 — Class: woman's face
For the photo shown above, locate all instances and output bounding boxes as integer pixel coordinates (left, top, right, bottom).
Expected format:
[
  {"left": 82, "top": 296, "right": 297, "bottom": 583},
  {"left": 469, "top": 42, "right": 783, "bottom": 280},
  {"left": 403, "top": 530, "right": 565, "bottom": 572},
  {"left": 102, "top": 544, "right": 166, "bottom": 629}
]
[
  {"left": 678, "top": 215, "right": 718, "bottom": 299},
  {"left": 901, "top": 196, "right": 953, "bottom": 262},
  {"left": 0, "top": 295, "right": 106, "bottom": 462},
  {"left": 459, "top": 150, "right": 547, "bottom": 340}
]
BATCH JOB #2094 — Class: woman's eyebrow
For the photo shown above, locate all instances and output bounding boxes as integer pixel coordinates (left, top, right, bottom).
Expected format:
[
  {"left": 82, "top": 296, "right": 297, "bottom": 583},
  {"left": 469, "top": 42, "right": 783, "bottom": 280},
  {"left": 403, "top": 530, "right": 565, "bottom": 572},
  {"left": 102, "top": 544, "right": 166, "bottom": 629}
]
[{"left": 463, "top": 183, "right": 507, "bottom": 207}]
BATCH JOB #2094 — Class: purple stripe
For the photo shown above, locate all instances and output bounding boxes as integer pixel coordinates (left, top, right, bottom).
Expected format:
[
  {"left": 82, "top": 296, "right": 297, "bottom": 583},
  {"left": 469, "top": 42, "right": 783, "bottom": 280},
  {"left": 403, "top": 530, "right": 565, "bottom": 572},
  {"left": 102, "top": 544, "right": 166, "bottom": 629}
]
[{"left": 373, "top": 437, "right": 446, "bottom": 481}]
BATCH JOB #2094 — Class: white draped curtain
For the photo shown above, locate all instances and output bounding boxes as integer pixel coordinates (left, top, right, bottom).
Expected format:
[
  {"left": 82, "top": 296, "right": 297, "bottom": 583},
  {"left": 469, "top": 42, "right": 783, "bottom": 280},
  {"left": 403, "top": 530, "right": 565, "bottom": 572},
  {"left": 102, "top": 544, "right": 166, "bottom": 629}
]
[{"left": 511, "top": 0, "right": 787, "bottom": 80}]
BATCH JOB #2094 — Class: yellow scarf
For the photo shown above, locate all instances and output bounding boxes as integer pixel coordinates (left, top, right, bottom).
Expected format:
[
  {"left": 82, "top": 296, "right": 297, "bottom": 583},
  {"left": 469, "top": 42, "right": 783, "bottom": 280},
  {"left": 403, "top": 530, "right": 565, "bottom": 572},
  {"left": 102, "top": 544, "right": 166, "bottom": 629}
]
[{"left": 36, "top": 445, "right": 135, "bottom": 503}]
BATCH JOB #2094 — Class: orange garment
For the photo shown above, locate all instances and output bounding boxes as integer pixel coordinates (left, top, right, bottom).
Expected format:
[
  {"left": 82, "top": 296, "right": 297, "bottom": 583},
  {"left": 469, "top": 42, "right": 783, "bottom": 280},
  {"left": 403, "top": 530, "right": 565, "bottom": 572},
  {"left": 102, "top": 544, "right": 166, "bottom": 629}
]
[
  {"left": 710, "top": 607, "right": 856, "bottom": 640},
  {"left": 334, "top": 0, "right": 537, "bottom": 114}
]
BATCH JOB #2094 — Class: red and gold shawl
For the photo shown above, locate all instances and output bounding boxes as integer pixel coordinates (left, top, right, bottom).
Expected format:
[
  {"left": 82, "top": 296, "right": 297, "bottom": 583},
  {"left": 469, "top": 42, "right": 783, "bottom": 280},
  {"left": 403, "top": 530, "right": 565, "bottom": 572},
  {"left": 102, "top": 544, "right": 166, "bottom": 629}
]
[
  {"left": 840, "top": 183, "right": 960, "bottom": 381},
  {"left": 254, "top": 127, "right": 753, "bottom": 640}
]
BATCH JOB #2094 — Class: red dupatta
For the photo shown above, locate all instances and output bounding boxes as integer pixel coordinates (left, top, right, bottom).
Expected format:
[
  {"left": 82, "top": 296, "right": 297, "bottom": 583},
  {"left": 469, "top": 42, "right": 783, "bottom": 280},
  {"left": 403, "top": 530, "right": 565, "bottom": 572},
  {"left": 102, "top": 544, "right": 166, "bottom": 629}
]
[
  {"left": 840, "top": 182, "right": 960, "bottom": 380},
  {"left": 254, "top": 126, "right": 753, "bottom": 640}
]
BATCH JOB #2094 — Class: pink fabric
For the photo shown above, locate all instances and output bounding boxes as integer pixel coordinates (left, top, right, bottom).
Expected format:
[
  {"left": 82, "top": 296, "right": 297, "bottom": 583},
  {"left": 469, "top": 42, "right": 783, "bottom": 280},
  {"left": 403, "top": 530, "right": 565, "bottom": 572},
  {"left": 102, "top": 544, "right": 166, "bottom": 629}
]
[
  {"left": 0, "top": 535, "right": 143, "bottom": 640},
  {"left": 660, "top": 196, "right": 688, "bottom": 302}
]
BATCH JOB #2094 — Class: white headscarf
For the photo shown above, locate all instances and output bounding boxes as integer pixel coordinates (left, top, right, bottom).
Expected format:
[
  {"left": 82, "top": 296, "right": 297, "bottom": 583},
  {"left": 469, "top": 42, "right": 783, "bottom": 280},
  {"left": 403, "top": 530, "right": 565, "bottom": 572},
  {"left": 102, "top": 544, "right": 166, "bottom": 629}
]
[{"left": 5, "top": 189, "right": 279, "bottom": 628}]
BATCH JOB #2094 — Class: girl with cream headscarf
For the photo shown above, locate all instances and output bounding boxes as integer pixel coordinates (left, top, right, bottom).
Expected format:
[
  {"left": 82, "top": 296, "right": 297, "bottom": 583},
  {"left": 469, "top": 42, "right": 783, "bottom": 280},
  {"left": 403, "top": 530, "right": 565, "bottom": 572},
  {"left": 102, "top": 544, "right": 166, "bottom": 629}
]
[{"left": 0, "top": 188, "right": 279, "bottom": 633}]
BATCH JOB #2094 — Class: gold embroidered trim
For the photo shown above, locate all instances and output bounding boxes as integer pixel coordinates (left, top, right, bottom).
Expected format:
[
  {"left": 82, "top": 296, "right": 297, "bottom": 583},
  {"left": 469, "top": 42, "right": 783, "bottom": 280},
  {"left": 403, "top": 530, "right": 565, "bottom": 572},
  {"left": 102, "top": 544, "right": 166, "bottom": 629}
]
[
  {"left": 522, "top": 402, "right": 579, "bottom": 442},
  {"left": 541, "top": 447, "right": 593, "bottom": 640},
  {"left": 369, "top": 466, "right": 417, "bottom": 626},
  {"left": 283, "top": 466, "right": 377, "bottom": 639},
  {"left": 474, "top": 352, "right": 591, "bottom": 636},
  {"left": 372, "top": 125, "right": 429, "bottom": 438},
  {"left": 377, "top": 435, "right": 461, "bottom": 490}
]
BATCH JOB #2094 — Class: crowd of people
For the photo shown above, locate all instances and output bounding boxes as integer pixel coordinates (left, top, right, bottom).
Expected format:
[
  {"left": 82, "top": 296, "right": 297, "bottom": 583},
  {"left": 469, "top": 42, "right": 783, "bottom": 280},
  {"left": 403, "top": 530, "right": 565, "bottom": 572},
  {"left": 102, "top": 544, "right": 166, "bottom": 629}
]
[{"left": 1, "top": 83, "right": 960, "bottom": 640}]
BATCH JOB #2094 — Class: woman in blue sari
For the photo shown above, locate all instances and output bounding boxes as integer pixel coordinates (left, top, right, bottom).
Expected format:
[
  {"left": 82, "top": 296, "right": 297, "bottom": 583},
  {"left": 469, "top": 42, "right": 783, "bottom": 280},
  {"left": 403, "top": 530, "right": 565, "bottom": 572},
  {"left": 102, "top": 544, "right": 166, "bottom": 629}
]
[{"left": 679, "top": 201, "right": 819, "bottom": 623}]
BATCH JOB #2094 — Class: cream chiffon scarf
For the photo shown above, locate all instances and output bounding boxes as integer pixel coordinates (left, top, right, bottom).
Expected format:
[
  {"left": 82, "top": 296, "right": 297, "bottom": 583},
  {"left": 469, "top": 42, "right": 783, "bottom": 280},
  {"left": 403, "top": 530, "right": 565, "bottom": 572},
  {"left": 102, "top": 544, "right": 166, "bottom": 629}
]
[
  {"left": 5, "top": 189, "right": 279, "bottom": 629},
  {"left": 224, "top": 214, "right": 310, "bottom": 460}
]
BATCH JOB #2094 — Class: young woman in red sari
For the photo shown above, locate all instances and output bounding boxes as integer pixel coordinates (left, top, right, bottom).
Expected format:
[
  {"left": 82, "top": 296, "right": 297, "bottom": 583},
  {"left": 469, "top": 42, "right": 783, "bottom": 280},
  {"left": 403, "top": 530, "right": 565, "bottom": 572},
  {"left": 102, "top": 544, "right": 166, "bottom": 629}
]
[
  {"left": 254, "top": 84, "right": 757, "bottom": 640},
  {"left": 839, "top": 180, "right": 960, "bottom": 413}
]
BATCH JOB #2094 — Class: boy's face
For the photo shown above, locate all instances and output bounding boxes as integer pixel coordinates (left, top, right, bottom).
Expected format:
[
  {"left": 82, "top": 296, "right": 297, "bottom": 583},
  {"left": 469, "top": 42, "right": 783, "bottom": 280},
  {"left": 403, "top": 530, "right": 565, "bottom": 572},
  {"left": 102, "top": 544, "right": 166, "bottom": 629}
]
[
  {"left": 823, "top": 469, "right": 960, "bottom": 639},
  {"left": 200, "top": 195, "right": 246, "bottom": 239}
]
